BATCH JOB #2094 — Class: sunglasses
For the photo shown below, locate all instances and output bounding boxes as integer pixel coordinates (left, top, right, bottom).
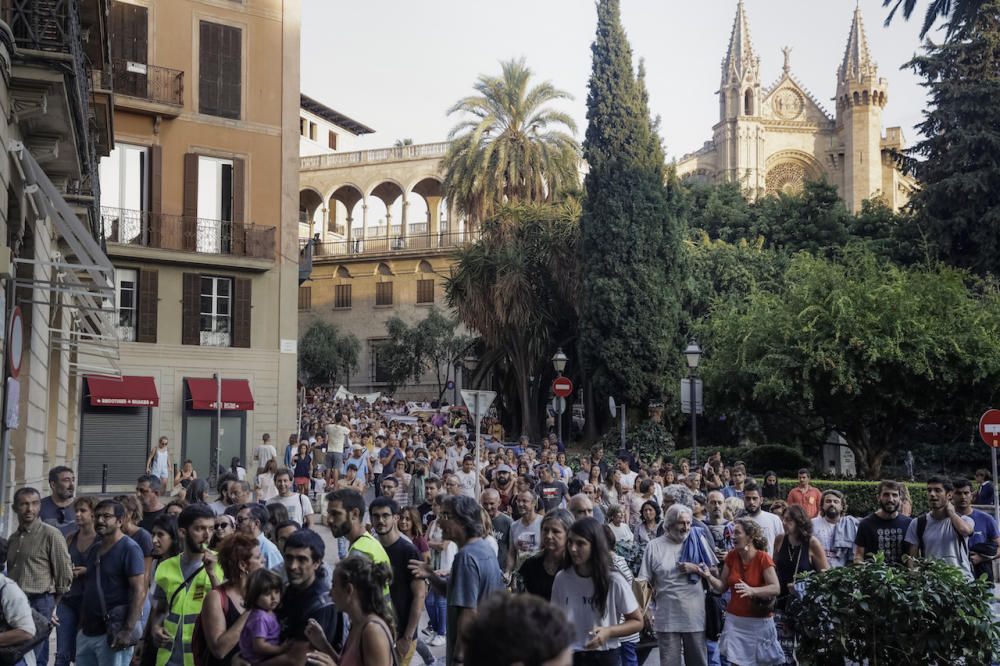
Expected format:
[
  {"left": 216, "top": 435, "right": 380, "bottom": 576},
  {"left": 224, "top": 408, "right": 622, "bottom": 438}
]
[{"left": 214, "top": 523, "right": 232, "bottom": 530}]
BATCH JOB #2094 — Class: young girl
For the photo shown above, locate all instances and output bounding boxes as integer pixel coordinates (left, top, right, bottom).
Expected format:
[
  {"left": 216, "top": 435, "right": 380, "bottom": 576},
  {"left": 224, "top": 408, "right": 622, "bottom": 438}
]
[{"left": 239, "top": 569, "right": 286, "bottom": 664}]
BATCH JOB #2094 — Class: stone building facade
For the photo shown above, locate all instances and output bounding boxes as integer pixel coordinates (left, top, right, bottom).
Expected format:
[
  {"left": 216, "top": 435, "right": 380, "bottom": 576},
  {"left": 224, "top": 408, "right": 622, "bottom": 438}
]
[{"left": 674, "top": 2, "right": 916, "bottom": 212}]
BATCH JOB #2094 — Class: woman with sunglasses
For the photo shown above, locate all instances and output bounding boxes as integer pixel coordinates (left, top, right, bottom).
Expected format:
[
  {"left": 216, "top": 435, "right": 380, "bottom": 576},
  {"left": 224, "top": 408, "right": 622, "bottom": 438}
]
[
  {"left": 551, "top": 517, "right": 643, "bottom": 666},
  {"left": 211, "top": 514, "right": 236, "bottom": 549}
]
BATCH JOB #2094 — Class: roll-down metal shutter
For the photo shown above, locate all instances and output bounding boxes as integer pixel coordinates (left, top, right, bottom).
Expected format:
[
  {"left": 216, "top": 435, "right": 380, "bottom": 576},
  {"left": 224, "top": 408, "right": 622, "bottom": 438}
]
[{"left": 79, "top": 405, "right": 151, "bottom": 486}]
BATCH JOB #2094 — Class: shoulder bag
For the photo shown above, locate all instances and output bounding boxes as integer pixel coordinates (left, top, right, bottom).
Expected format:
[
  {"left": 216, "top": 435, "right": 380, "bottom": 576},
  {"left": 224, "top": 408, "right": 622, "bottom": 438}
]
[{"left": 96, "top": 549, "right": 145, "bottom": 649}]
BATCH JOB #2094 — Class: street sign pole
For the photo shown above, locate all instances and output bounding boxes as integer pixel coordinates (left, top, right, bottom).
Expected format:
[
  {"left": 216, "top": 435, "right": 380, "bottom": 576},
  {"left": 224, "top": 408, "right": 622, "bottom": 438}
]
[
  {"left": 993, "top": 448, "right": 999, "bottom": 527},
  {"left": 977, "top": 410, "right": 1000, "bottom": 525},
  {"left": 462, "top": 389, "right": 497, "bottom": 499}
]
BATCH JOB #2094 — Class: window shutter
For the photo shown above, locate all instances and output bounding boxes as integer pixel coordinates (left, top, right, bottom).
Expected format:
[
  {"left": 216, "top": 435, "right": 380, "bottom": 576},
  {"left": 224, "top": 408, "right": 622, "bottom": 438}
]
[
  {"left": 111, "top": 2, "right": 148, "bottom": 98},
  {"left": 183, "top": 153, "right": 199, "bottom": 251},
  {"left": 199, "top": 22, "right": 241, "bottom": 119},
  {"left": 136, "top": 268, "right": 158, "bottom": 343},
  {"left": 148, "top": 145, "right": 162, "bottom": 247},
  {"left": 231, "top": 157, "right": 245, "bottom": 255},
  {"left": 181, "top": 273, "right": 200, "bottom": 345},
  {"left": 232, "top": 278, "right": 251, "bottom": 348}
]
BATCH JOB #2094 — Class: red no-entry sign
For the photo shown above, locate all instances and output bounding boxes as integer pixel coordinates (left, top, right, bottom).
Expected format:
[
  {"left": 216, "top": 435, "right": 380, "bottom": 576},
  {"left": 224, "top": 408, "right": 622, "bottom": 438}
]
[
  {"left": 979, "top": 409, "right": 1000, "bottom": 448},
  {"left": 552, "top": 377, "right": 573, "bottom": 398}
]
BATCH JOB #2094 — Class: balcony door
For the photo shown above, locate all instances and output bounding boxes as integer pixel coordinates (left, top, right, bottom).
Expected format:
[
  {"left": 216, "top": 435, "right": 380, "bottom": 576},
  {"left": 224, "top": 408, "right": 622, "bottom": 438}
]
[
  {"left": 196, "top": 156, "right": 233, "bottom": 253},
  {"left": 110, "top": 1, "right": 148, "bottom": 98},
  {"left": 99, "top": 143, "right": 148, "bottom": 244}
]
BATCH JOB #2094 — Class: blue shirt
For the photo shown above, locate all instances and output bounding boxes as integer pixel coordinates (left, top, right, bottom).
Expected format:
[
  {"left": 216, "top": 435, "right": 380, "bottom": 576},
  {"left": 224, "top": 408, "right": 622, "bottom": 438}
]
[
  {"left": 379, "top": 447, "right": 403, "bottom": 475},
  {"left": 445, "top": 539, "right": 504, "bottom": 665},
  {"left": 968, "top": 509, "right": 999, "bottom": 548},
  {"left": 80, "top": 535, "right": 145, "bottom": 635},
  {"left": 722, "top": 486, "right": 745, "bottom": 499},
  {"left": 258, "top": 533, "right": 284, "bottom": 570}
]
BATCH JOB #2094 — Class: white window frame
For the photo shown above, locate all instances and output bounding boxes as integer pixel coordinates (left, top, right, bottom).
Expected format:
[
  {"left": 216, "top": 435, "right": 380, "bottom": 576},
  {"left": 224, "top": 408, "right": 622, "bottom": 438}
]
[
  {"left": 99, "top": 143, "right": 149, "bottom": 243},
  {"left": 116, "top": 268, "right": 138, "bottom": 342},
  {"left": 197, "top": 156, "right": 234, "bottom": 253},
  {"left": 200, "top": 276, "right": 232, "bottom": 347}
]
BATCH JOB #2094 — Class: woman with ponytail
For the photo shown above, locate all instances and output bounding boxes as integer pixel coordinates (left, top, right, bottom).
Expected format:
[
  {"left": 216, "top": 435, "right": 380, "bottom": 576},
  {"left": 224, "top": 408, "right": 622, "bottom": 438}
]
[
  {"left": 550, "top": 517, "right": 643, "bottom": 666},
  {"left": 697, "top": 518, "right": 784, "bottom": 665},
  {"left": 305, "top": 555, "right": 396, "bottom": 666}
]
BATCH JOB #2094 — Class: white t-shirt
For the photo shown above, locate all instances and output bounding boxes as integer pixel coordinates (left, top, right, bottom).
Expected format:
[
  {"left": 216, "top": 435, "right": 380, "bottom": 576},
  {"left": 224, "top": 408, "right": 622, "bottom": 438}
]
[
  {"left": 510, "top": 515, "right": 543, "bottom": 557},
  {"left": 256, "top": 473, "right": 278, "bottom": 502},
  {"left": 638, "top": 535, "right": 716, "bottom": 633},
  {"left": 255, "top": 444, "right": 277, "bottom": 468},
  {"left": 454, "top": 470, "right": 478, "bottom": 498},
  {"left": 551, "top": 568, "right": 638, "bottom": 652},
  {"left": 619, "top": 470, "right": 638, "bottom": 489},
  {"left": 326, "top": 424, "right": 350, "bottom": 454},
  {"left": 747, "top": 510, "right": 785, "bottom": 554},
  {"left": 268, "top": 493, "right": 314, "bottom": 525}
]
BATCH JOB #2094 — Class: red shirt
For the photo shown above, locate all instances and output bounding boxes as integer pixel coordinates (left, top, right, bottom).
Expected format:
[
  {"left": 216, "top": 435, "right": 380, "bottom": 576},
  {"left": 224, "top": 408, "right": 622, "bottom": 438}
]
[
  {"left": 786, "top": 486, "right": 823, "bottom": 518},
  {"left": 724, "top": 549, "right": 775, "bottom": 618}
]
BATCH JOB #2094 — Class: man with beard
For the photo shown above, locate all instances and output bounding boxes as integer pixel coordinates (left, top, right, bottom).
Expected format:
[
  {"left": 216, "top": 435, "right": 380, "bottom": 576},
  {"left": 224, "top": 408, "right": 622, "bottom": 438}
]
[
  {"left": 136, "top": 475, "right": 166, "bottom": 532},
  {"left": 77, "top": 500, "right": 146, "bottom": 666},
  {"left": 810, "top": 489, "right": 858, "bottom": 568},
  {"left": 40, "top": 466, "right": 76, "bottom": 535},
  {"left": 507, "top": 490, "right": 542, "bottom": 573},
  {"left": 639, "top": 504, "right": 716, "bottom": 666},
  {"left": 952, "top": 477, "right": 1000, "bottom": 580},
  {"left": 490, "top": 464, "right": 517, "bottom": 513},
  {"left": 150, "top": 504, "right": 223, "bottom": 666},
  {"left": 326, "top": 489, "right": 389, "bottom": 568},
  {"left": 370, "top": 497, "right": 425, "bottom": 664},
  {"left": 742, "top": 482, "right": 783, "bottom": 554},
  {"left": 481, "top": 489, "right": 512, "bottom": 568},
  {"left": 854, "top": 480, "right": 913, "bottom": 565},
  {"left": 704, "top": 490, "right": 735, "bottom": 561},
  {"left": 905, "top": 476, "right": 975, "bottom": 579},
  {"left": 418, "top": 477, "right": 440, "bottom": 527}
]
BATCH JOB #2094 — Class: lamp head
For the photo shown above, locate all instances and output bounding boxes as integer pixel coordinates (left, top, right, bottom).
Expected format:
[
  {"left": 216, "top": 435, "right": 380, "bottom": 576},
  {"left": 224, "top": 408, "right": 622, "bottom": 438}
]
[{"left": 684, "top": 340, "right": 702, "bottom": 370}]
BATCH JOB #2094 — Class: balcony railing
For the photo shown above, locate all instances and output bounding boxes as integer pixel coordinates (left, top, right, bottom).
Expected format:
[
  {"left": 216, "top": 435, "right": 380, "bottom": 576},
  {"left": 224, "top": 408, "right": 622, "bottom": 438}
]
[
  {"left": 300, "top": 141, "right": 450, "bottom": 170},
  {"left": 96, "top": 58, "right": 183, "bottom": 107},
  {"left": 309, "top": 230, "right": 477, "bottom": 258},
  {"left": 102, "top": 207, "right": 275, "bottom": 260}
]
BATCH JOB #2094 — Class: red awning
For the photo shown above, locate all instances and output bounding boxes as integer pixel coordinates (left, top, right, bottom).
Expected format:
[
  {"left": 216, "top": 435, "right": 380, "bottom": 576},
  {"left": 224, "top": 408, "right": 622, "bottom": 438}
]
[
  {"left": 87, "top": 375, "right": 159, "bottom": 407},
  {"left": 186, "top": 378, "right": 254, "bottom": 411}
]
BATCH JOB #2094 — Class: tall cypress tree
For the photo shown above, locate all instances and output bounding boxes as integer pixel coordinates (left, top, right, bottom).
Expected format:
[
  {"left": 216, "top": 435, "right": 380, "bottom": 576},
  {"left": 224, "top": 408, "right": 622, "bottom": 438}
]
[
  {"left": 903, "top": 0, "right": 1000, "bottom": 275},
  {"left": 578, "top": 0, "right": 685, "bottom": 409}
]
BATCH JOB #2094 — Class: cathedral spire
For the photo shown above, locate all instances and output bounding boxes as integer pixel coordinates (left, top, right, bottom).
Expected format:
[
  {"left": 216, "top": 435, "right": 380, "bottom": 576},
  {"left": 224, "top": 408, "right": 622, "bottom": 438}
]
[
  {"left": 838, "top": 5, "right": 878, "bottom": 85},
  {"left": 721, "top": 0, "right": 759, "bottom": 86}
]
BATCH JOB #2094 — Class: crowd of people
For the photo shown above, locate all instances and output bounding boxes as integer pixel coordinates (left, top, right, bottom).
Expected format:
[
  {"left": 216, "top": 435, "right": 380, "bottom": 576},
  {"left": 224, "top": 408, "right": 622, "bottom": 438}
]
[{"left": 0, "top": 390, "right": 994, "bottom": 666}]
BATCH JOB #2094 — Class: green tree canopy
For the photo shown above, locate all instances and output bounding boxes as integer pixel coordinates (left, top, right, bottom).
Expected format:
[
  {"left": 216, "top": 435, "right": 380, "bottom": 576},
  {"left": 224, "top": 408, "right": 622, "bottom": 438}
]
[
  {"left": 298, "top": 320, "right": 360, "bottom": 387},
  {"left": 378, "top": 308, "right": 474, "bottom": 399},
  {"left": 900, "top": 0, "right": 1000, "bottom": 275},
  {"left": 578, "top": 0, "right": 686, "bottom": 411},
  {"left": 698, "top": 249, "right": 1000, "bottom": 478},
  {"left": 445, "top": 201, "right": 580, "bottom": 438},
  {"left": 442, "top": 58, "right": 580, "bottom": 225}
]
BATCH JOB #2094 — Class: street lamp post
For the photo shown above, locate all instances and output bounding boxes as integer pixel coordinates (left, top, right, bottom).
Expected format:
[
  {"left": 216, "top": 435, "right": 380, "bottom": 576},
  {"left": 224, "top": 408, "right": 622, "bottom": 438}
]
[
  {"left": 684, "top": 340, "right": 702, "bottom": 470},
  {"left": 552, "top": 348, "right": 568, "bottom": 445}
]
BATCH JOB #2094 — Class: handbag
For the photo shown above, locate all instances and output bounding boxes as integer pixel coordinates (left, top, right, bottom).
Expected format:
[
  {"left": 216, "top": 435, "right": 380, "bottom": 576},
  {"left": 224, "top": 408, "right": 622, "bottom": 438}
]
[
  {"left": 0, "top": 582, "right": 51, "bottom": 666},
  {"left": 735, "top": 553, "right": 776, "bottom": 616},
  {"left": 95, "top": 551, "right": 144, "bottom": 649},
  {"left": 704, "top": 583, "right": 725, "bottom": 641}
]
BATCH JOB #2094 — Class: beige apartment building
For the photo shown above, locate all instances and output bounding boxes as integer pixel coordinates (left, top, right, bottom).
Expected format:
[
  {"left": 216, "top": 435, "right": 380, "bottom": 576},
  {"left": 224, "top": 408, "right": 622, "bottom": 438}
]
[
  {"left": 81, "top": 0, "right": 301, "bottom": 491},
  {"left": 0, "top": 0, "right": 116, "bottom": 509}
]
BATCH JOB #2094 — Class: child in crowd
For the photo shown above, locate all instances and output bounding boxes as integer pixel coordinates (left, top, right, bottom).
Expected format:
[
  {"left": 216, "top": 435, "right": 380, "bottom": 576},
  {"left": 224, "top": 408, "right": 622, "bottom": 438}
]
[{"left": 239, "top": 569, "right": 286, "bottom": 664}]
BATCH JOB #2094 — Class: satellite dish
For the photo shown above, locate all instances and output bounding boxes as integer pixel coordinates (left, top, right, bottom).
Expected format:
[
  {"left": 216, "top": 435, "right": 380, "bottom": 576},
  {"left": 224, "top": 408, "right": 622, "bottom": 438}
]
[{"left": 608, "top": 396, "right": 617, "bottom": 417}]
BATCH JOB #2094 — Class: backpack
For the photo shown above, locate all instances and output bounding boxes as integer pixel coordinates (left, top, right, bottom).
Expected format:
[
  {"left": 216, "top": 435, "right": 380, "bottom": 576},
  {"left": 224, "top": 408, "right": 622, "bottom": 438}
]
[
  {"left": 0, "top": 581, "right": 52, "bottom": 666},
  {"left": 916, "top": 513, "right": 970, "bottom": 568},
  {"left": 191, "top": 586, "right": 229, "bottom": 666}
]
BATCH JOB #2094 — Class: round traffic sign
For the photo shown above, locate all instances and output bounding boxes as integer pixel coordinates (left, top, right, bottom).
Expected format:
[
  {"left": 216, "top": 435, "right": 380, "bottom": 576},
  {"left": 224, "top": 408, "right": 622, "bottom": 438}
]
[
  {"left": 979, "top": 409, "right": 1000, "bottom": 448},
  {"left": 8, "top": 307, "right": 23, "bottom": 379},
  {"left": 552, "top": 376, "right": 573, "bottom": 398}
]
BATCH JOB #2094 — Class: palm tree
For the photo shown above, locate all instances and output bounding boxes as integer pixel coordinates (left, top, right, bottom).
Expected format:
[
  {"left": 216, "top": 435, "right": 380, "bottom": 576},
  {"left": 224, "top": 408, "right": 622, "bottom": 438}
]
[
  {"left": 394, "top": 138, "right": 414, "bottom": 147},
  {"left": 445, "top": 201, "right": 580, "bottom": 438},
  {"left": 882, "top": 0, "right": 985, "bottom": 37},
  {"left": 443, "top": 58, "right": 580, "bottom": 226}
]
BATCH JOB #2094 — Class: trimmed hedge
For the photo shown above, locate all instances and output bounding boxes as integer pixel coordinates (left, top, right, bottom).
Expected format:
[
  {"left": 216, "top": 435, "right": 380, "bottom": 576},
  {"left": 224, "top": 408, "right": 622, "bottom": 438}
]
[
  {"left": 775, "top": 479, "right": 928, "bottom": 517},
  {"left": 669, "top": 445, "right": 811, "bottom": 477}
]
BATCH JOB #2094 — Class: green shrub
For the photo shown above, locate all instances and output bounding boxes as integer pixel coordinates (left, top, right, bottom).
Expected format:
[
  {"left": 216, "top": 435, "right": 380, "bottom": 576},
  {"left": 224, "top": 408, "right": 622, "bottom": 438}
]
[
  {"left": 776, "top": 479, "right": 928, "bottom": 517},
  {"left": 790, "top": 555, "right": 999, "bottom": 665},
  {"left": 597, "top": 421, "right": 675, "bottom": 465},
  {"left": 742, "top": 444, "right": 812, "bottom": 477},
  {"left": 670, "top": 446, "right": 750, "bottom": 466}
]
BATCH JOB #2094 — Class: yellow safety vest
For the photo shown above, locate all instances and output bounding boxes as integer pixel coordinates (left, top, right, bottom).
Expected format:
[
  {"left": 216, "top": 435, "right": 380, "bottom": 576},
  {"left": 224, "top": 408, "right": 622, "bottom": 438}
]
[{"left": 154, "top": 554, "right": 222, "bottom": 666}]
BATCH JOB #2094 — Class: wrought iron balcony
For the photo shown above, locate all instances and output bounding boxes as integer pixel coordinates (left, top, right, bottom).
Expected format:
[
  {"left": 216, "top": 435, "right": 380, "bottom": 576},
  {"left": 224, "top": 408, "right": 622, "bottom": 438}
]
[
  {"left": 308, "top": 230, "right": 477, "bottom": 259},
  {"left": 95, "top": 57, "right": 184, "bottom": 107},
  {"left": 102, "top": 207, "right": 275, "bottom": 260}
]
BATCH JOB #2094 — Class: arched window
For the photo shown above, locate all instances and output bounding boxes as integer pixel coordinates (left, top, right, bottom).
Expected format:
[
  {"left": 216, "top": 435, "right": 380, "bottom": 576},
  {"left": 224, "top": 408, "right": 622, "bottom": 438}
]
[{"left": 744, "top": 89, "right": 754, "bottom": 116}]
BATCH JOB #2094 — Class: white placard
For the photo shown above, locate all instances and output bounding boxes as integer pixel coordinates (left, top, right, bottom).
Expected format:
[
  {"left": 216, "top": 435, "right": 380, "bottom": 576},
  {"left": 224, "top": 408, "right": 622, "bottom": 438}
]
[
  {"left": 126, "top": 61, "right": 148, "bottom": 74},
  {"left": 280, "top": 339, "right": 297, "bottom": 354}
]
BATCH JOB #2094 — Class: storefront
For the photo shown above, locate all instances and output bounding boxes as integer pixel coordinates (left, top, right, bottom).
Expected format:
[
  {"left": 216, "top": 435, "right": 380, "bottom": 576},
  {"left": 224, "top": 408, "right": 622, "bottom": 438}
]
[
  {"left": 182, "top": 377, "right": 254, "bottom": 477},
  {"left": 79, "top": 375, "right": 159, "bottom": 486}
]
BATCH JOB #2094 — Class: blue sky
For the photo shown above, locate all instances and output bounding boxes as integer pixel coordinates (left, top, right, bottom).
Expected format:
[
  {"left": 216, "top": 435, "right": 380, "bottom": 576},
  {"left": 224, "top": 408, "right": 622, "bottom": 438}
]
[{"left": 301, "top": 0, "right": 932, "bottom": 160}]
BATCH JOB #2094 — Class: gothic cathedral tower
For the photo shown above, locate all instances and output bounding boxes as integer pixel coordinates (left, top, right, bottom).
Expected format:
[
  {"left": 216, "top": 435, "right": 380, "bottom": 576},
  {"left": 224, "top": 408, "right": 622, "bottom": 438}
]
[
  {"left": 835, "top": 6, "right": 888, "bottom": 212},
  {"left": 714, "top": 0, "right": 765, "bottom": 195}
]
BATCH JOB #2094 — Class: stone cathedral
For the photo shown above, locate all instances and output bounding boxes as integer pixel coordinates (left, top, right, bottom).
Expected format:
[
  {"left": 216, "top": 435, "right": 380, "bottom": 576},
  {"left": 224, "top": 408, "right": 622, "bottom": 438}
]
[{"left": 674, "top": 1, "right": 916, "bottom": 212}]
